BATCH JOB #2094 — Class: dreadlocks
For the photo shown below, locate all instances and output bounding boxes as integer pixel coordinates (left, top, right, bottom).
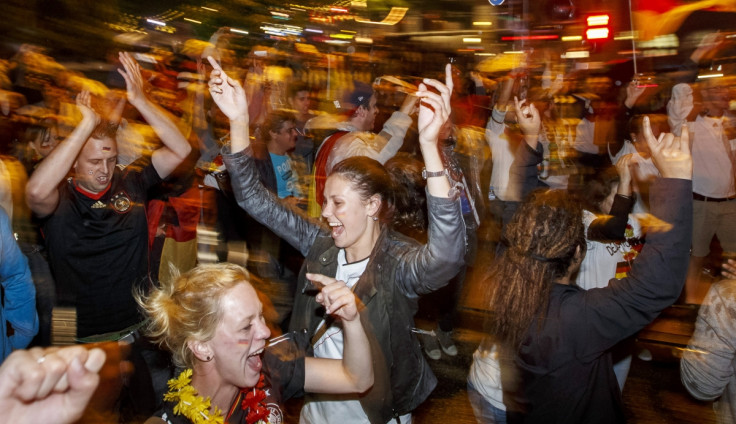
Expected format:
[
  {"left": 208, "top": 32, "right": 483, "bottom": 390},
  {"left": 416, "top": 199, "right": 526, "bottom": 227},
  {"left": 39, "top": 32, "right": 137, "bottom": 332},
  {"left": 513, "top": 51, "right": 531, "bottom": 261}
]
[{"left": 488, "top": 188, "right": 586, "bottom": 348}]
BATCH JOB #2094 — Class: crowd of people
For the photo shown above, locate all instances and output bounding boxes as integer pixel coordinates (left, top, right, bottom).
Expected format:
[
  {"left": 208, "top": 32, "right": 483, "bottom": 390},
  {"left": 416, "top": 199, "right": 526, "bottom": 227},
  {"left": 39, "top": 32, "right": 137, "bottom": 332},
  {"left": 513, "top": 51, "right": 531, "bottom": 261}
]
[{"left": 0, "top": 18, "right": 736, "bottom": 424}]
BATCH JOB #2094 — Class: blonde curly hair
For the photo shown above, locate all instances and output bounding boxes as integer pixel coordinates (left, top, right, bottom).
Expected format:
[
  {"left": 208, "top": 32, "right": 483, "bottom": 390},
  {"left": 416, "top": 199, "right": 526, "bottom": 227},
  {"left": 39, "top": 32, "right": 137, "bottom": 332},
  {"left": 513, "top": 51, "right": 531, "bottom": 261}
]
[{"left": 137, "top": 263, "right": 252, "bottom": 368}]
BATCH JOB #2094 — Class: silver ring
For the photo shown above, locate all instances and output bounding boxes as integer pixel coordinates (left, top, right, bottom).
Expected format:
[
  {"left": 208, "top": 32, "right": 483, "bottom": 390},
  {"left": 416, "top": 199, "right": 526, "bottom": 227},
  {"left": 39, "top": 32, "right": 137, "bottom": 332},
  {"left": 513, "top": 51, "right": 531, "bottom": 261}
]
[{"left": 37, "top": 356, "right": 46, "bottom": 364}]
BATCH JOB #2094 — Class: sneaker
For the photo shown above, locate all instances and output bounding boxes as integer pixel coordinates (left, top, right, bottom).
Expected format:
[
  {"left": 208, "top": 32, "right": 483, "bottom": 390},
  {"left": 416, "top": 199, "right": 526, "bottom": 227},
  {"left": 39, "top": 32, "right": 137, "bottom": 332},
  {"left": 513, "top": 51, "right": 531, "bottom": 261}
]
[
  {"left": 420, "top": 332, "right": 442, "bottom": 360},
  {"left": 436, "top": 328, "right": 458, "bottom": 356}
]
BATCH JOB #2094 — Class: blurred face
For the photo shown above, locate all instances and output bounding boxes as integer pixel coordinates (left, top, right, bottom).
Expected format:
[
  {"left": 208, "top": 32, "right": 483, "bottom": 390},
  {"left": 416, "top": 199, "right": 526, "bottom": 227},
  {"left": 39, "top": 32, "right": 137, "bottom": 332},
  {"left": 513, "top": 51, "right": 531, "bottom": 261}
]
[
  {"left": 73, "top": 137, "right": 117, "bottom": 194},
  {"left": 291, "top": 90, "right": 311, "bottom": 117},
  {"left": 208, "top": 283, "right": 270, "bottom": 388},
  {"left": 702, "top": 84, "right": 730, "bottom": 115},
  {"left": 269, "top": 120, "right": 297, "bottom": 155},
  {"left": 322, "top": 174, "right": 378, "bottom": 256},
  {"left": 355, "top": 95, "right": 378, "bottom": 131},
  {"left": 30, "top": 124, "right": 62, "bottom": 158}
]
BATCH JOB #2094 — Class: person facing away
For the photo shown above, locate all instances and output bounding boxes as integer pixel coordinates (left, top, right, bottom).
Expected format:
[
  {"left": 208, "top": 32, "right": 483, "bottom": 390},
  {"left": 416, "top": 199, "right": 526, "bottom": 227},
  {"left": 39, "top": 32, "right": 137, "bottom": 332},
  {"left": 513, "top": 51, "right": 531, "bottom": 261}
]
[
  {"left": 488, "top": 116, "right": 693, "bottom": 423},
  {"left": 25, "top": 52, "right": 191, "bottom": 340}
]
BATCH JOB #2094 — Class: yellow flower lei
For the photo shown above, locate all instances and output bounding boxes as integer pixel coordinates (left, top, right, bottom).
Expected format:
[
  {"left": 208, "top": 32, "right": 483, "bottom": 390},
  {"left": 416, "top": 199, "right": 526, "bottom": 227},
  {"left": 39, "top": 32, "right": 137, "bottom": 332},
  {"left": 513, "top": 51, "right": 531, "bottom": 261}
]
[{"left": 164, "top": 369, "right": 225, "bottom": 424}]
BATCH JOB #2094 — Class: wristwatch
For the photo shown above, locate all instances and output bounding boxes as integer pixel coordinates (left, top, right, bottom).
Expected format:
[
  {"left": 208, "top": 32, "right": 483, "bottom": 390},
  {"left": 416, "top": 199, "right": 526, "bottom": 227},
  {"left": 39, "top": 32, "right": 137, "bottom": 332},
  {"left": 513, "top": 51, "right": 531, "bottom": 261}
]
[{"left": 422, "top": 168, "right": 447, "bottom": 180}]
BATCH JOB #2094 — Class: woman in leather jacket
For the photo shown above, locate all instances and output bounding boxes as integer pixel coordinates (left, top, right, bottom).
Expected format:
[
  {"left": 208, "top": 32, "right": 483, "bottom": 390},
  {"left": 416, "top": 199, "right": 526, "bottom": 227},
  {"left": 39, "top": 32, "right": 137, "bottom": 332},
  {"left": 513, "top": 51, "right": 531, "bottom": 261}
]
[{"left": 207, "top": 57, "right": 466, "bottom": 424}]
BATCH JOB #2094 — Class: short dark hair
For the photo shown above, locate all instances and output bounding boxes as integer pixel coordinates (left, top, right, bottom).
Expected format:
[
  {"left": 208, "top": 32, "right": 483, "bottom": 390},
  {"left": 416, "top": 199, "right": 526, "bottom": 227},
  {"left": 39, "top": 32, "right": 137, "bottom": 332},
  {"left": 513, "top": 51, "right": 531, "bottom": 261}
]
[
  {"left": 576, "top": 167, "right": 619, "bottom": 214},
  {"left": 627, "top": 114, "right": 669, "bottom": 138},
  {"left": 263, "top": 111, "right": 295, "bottom": 140},
  {"left": 288, "top": 81, "right": 311, "bottom": 99}
]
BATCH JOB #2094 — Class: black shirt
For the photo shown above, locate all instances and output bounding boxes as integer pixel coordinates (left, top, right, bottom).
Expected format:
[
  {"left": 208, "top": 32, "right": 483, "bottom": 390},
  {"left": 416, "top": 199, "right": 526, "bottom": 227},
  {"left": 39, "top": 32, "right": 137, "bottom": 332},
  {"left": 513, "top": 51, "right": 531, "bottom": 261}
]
[{"left": 43, "top": 160, "right": 161, "bottom": 337}]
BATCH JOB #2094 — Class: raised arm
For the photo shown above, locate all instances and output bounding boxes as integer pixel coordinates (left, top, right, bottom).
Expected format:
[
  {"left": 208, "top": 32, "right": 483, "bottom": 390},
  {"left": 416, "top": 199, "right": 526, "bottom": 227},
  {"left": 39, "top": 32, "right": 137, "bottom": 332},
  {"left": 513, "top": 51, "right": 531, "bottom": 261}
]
[
  {"left": 208, "top": 56, "right": 319, "bottom": 255},
  {"left": 398, "top": 65, "right": 466, "bottom": 294},
  {"left": 372, "top": 94, "right": 416, "bottom": 164},
  {"left": 207, "top": 56, "right": 249, "bottom": 153},
  {"left": 117, "top": 52, "right": 191, "bottom": 179},
  {"left": 485, "top": 76, "right": 515, "bottom": 139},
  {"left": 579, "top": 119, "right": 693, "bottom": 354},
  {"left": 303, "top": 273, "right": 373, "bottom": 394},
  {"left": 587, "top": 154, "right": 635, "bottom": 242},
  {"left": 26, "top": 91, "right": 99, "bottom": 217},
  {"left": 414, "top": 63, "right": 454, "bottom": 198}
]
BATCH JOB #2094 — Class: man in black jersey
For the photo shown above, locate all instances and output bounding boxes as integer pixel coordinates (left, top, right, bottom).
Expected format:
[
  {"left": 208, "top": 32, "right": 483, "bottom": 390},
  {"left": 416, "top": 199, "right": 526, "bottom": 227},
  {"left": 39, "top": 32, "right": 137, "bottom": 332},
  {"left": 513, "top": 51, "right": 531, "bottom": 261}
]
[{"left": 25, "top": 52, "right": 191, "bottom": 341}]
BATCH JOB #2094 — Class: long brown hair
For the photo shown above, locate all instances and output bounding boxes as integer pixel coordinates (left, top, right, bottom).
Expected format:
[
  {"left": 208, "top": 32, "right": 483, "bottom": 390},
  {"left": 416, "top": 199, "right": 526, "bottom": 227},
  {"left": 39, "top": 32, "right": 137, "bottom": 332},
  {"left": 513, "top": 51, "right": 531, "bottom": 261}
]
[{"left": 488, "top": 189, "right": 586, "bottom": 348}]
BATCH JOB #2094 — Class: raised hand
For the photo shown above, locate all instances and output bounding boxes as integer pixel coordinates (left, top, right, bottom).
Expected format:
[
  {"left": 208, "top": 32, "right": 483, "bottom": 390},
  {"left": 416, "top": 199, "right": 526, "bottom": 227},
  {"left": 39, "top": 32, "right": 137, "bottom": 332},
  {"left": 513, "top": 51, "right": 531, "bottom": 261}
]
[
  {"left": 415, "top": 63, "right": 453, "bottom": 145},
  {"left": 307, "top": 273, "right": 360, "bottom": 322},
  {"left": 207, "top": 56, "right": 248, "bottom": 122},
  {"left": 76, "top": 90, "right": 100, "bottom": 126},
  {"left": 117, "top": 52, "right": 147, "bottom": 107},
  {"left": 642, "top": 117, "right": 692, "bottom": 180},
  {"left": 625, "top": 80, "right": 646, "bottom": 109},
  {"left": 0, "top": 346, "right": 106, "bottom": 424},
  {"left": 723, "top": 258, "right": 736, "bottom": 280},
  {"left": 615, "top": 153, "right": 634, "bottom": 196}
]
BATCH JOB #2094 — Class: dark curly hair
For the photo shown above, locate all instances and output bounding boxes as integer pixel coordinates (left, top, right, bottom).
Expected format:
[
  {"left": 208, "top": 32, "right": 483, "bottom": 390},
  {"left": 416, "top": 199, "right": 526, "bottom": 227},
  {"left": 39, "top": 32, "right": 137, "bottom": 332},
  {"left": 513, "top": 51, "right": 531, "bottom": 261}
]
[
  {"left": 385, "top": 154, "right": 427, "bottom": 239},
  {"left": 488, "top": 188, "right": 586, "bottom": 348}
]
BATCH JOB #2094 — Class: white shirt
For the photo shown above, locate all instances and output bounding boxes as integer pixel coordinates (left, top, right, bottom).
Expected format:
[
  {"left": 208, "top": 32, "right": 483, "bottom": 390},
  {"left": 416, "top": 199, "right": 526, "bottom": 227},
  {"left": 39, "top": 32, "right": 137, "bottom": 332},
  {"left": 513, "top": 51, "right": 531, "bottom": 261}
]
[
  {"left": 300, "top": 250, "right": 371, "bottom": 424},
  {"left": 575, "top": 210, "right": 643, "bottom": 290},
  {"left": 468, "top": 345, "right": 506, "bottom": 411},
  {"left": 690, "top": 115, "right": 736, "bottom": 198},
  {"left": 573, "top": 117, "right": 600, "bottom": 154}
]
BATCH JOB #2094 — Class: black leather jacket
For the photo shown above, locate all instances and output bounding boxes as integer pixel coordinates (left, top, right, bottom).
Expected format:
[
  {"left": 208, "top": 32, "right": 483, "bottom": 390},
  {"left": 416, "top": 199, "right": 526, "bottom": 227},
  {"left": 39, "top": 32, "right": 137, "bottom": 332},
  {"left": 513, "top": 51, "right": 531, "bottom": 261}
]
[{"left": 222, "top": 146, "right": 466, "bottom": 423}]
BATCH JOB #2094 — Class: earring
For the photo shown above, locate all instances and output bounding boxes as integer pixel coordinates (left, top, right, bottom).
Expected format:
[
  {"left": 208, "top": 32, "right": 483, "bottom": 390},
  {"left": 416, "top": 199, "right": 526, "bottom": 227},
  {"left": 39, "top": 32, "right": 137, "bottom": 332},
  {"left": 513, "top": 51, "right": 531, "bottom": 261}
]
[{"left": 372, "top": 216, "right": 378, "bottom": 221}]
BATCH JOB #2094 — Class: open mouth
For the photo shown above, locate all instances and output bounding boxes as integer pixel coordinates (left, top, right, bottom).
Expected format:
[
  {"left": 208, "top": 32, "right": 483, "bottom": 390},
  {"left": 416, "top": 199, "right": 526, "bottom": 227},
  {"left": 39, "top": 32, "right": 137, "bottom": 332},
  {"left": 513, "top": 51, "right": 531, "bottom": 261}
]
[
  {"left": 247, "top": 347, "right": 264, "bottom": 358},
  {"left": 329, "top": 221, "right": 344, "bottom": 238}
]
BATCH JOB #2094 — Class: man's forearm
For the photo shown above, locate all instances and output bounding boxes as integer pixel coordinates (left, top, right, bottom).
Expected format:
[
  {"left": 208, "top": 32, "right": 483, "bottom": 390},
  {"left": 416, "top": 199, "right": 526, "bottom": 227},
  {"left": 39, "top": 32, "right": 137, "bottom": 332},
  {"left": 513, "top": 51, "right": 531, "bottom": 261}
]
[
  {"left": 26, "top": 118, "right": 96, "bottom": 212},
  {"left": 134, "top": 99, "right": 191, "bottom": 159}
]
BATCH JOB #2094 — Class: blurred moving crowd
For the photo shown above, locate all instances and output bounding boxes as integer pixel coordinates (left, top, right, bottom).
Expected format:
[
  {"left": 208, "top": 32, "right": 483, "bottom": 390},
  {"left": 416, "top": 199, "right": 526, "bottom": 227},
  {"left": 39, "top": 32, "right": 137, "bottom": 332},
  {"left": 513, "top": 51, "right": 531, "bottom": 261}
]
[{"left": 0, "top": 19, "right": 736, "bottom": 424}]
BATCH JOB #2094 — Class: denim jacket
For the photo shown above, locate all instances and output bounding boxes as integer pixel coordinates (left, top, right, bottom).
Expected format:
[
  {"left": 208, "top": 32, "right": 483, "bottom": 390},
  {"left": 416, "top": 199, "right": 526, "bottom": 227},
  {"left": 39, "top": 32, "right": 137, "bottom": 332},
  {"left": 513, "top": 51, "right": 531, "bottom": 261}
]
[{"left": 0, "top": 207, "right": 38, "bottom": 362}]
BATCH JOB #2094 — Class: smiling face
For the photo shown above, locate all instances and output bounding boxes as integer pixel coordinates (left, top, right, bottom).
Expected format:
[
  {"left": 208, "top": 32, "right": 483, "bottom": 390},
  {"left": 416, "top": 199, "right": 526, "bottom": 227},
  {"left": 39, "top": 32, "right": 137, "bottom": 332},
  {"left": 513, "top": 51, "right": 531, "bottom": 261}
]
[
  {"left": 73, "top": 137, "right": 118, "bottom": 194},
  {"left": 206, "top": 283, "right": 271, "bottom": 388},
  {"left": 322, "top": 174, "right": 380, "bottom": 260}
]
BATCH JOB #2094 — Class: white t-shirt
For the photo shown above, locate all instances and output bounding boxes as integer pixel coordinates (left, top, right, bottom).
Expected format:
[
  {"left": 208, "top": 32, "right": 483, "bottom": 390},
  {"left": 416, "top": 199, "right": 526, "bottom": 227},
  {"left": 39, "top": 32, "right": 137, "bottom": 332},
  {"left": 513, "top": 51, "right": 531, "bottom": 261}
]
[
  {"left": 300, "top": 250, "right": 411, "bottom": 424},
  {"left": 573, "top": 117, "right": 599, "bottom": 154},
  {"left": 468, "top": 344, "right": 506, "bottom": 411},
  {"left": 690, "top": 115, "right": 736, "bottom": 198},
  {"left": 575, "top": 210, "right": 643, "bottom": 290}
]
